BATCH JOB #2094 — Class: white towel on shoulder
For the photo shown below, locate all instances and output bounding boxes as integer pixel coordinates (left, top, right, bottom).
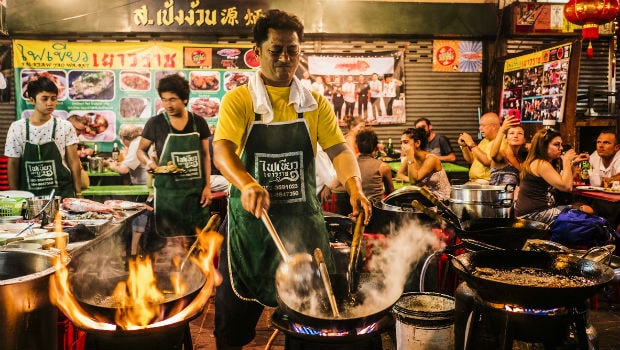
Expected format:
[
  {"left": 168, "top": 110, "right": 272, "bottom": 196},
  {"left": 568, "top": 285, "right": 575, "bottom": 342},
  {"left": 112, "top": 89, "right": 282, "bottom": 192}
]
[{"left": 247, "top": 73, "right": 318, "bottom": 123}]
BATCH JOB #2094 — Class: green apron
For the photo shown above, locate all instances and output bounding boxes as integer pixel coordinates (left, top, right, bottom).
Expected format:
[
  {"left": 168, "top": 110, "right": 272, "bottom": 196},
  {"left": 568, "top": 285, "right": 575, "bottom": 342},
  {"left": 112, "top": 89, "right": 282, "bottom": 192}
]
[
  {"left": 153, "top": 112, "right": 210, "bottom": 237},
  {"left": 227, "top": 112, "right": 333, "bottom": 307},
  {"left": 19, "top": 118, "right": 74, "bottom": 199}
]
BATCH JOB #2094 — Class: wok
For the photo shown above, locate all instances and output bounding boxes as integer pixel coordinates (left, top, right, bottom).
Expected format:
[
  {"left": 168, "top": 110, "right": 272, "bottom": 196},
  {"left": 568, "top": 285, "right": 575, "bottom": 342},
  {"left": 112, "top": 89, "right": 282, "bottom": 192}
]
[
  {"left": 451, "top": 250, "right": 615, "bottom": 307},
  {"left": 367, "top": 186, "right": 433, "bottom": 234},
  {"left": 70, "top": 260, "right": 206, "bottom": 324},
  {"left": 276, "top": 272, "right": 402, "bottom": 330},
  {"left": 412, "top": 200, "right": 549, "bottom": 250}
]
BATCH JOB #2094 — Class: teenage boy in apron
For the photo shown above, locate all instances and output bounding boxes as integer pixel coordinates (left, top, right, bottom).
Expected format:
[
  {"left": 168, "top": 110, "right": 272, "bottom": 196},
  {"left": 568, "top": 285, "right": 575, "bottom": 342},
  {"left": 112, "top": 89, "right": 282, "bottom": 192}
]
[
  {"left": 5, "top": 76, "right": 82, "bottom": 199},
  {"left": 212, "top": 10, "right": 372, "bottom": 349},
  {"left": 138, "top": 74, "right": 212, "bottom": 239}
]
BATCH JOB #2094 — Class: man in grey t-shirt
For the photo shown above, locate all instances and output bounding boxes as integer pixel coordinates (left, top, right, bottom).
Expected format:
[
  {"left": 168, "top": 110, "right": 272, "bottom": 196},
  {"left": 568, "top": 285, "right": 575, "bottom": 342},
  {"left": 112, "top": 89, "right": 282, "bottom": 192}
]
[{"left": 414, "top": 117, "right": 456, "bottom": 162}]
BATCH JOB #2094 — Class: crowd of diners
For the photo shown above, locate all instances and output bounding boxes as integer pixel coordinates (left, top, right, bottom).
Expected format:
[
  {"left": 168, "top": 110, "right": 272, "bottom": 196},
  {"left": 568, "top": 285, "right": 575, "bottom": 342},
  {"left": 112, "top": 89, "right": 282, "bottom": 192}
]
[
  {"left": 332, "top": 110, "right": 620, "bottom": 231},
  {"left": 4, "top": 8, "right": 620, "bottom": 349}
]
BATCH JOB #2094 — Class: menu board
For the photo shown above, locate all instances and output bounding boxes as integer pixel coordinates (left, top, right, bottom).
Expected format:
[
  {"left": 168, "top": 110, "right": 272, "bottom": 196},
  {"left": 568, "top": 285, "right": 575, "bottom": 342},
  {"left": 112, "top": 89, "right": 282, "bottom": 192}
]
[
  {"left": 500, "top": 42, "right": 573, "bottom": 124},
  {"left": 13, "top": 40, "right": 258, "bottom": 152}
]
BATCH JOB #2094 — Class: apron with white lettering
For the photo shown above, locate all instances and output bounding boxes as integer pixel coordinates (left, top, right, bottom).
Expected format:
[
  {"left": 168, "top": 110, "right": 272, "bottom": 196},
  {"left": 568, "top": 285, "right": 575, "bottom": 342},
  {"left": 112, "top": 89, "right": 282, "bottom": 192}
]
[
  {"left": 20, "top": 118, "right": 74, "bottom": 199},
  {"left": 227, "top": 113, "right": 332, "bottom": 307},
  {"left": 154, "top": 113, "right": 210, "bottom": 237}
]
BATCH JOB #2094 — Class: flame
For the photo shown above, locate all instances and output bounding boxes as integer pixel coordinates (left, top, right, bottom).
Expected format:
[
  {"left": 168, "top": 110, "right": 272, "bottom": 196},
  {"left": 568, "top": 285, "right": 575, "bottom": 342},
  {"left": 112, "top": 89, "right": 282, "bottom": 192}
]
[
  {"left": 50, "top": 226, "right": 223, "bottom": 331},
  {"left": 113, "top": 256, "right": 165, "bottom": 329},
  {"left": 53, "top": 210, "right": 63, "bottom": 233},
  {"left": 49, "top": 210, "right": 68, "bottom": 250}
]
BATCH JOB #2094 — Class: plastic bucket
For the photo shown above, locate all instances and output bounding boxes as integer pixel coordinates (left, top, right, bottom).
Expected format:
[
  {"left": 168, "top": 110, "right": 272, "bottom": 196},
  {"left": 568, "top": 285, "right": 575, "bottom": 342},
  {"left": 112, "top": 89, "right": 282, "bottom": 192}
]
[{"left": 392, "top": 292, "right": 455, "bottom": 350}]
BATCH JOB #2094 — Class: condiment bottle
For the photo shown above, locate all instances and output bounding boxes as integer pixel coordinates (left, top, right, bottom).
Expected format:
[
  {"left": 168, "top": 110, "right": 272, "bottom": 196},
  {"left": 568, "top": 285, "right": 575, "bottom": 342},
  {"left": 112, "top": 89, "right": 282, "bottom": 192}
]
[
  {"left": 580, "top": 159, "right": 590, "bottom": 186},
  {"left": 386, "top": 138, "right": 394, "bottom": 157},
  {"left": 93, "top": 143, "right": 99, "bottom": 156},
  {"left": 112, "top": 142, "right": 120, "bottom": 161}
]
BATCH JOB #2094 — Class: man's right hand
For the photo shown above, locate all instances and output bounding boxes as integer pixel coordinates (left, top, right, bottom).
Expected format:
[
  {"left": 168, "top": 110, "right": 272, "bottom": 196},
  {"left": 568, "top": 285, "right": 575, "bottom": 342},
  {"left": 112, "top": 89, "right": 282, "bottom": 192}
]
[
  {"left": 240, "top": 182, "right": 270, "bottom": 218},
  {"left": 458, "top": 132, "right": 474, "bottom": 147}
]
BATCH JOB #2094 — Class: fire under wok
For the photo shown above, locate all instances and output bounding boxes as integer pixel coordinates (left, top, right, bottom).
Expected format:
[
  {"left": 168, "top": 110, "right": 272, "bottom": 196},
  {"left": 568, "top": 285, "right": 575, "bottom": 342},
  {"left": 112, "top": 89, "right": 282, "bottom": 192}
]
[
  {"left": 69, "top": 260, "right": 206, "bottom": 325},
  {"left": 276, "top": 272, "right": 402, "bottom": 330},
  {"left": 451, "top": 250, "right": 615, "bottom": 307}
]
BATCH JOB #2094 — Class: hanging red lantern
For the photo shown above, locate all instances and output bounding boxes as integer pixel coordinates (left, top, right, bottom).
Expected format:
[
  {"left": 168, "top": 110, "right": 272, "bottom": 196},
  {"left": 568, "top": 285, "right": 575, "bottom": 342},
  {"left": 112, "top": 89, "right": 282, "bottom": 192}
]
[{"left": 564, "top": 0, "right": 620, "bottom": 58}]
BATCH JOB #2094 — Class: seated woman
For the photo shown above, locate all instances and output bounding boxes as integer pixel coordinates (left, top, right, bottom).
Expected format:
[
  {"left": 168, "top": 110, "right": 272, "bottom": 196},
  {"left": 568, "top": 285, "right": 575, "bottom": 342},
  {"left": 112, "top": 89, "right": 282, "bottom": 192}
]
[
  {"left": 489, "top": 115, "right": 528, "bottom": 186},
  {"left": 105, "top": 124, "right": 147, "bottom": 185},
  {"left": 514, "top": 128, "right": 591, "bottom": 225},
  {"left": 343, "top": 115, "right": 365, "bottom": 154},
  {"left": 356, "top": 129, "right": 394, "bottom": 202},
  {"left": 397, "top": 127, "right": 451, "bottom": 200}
]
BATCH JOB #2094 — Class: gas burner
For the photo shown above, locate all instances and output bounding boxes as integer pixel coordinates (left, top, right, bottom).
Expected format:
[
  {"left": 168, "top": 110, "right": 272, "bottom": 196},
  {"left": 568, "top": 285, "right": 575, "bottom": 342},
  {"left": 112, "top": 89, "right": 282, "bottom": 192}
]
[
  {"left": 271, "top": 309, "right": 393, "bottom": 344},
  {"left": 477, "top": 294, "right": 566, "bottom": 316},
  {"left": 82, "top": 321, "right": 192, "bottom": 350},
  {"left": 455, "top": 282, "right": 593, "bottom": 350}
]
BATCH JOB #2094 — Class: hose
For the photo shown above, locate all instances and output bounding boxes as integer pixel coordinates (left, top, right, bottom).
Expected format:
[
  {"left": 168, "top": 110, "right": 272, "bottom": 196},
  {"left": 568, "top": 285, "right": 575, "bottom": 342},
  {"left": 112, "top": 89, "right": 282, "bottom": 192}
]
[
  {"left": 419, "top": 250, "right": 443, "bottom": 292},
  {"left": 264, "top": 329, "right": 280, "bottom": 350}
]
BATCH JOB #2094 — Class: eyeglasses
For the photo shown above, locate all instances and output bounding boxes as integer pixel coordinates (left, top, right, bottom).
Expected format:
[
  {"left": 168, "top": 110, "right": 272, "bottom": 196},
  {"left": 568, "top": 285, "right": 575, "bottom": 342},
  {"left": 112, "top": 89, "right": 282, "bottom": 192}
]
[{"left": 267, "top": 47, "right": 300, "bottom": 58}]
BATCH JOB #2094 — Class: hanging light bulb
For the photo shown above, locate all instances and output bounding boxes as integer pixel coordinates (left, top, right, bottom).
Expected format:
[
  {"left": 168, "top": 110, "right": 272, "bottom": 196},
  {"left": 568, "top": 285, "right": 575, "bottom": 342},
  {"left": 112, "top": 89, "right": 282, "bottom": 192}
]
[{"left": 564, "top": 0, "right": 620, "bottom": 59}]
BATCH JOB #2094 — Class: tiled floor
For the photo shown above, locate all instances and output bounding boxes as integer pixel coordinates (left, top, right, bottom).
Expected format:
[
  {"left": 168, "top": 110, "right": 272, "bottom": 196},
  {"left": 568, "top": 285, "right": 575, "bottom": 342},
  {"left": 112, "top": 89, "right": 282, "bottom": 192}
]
[{"left": 188, "top": 289, "right": 620, "bottom": 350}]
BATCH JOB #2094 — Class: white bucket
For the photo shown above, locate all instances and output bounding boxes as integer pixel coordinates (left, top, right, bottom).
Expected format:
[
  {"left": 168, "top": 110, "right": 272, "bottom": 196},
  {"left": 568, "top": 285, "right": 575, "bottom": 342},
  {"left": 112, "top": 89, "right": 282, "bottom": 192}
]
[{"left": 392, "top": 292, "right": 455, "bottom": 350}]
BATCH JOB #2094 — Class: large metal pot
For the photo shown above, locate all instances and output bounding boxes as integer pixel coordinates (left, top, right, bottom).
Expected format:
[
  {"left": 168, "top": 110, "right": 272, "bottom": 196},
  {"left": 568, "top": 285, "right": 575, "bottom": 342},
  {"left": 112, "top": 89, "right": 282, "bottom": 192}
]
[
  {"left": 367, "top": 186, "right": 434, "bottom": 234},
  {"left": 449, "top": 184, "right": 515, "bottom": 219},
  {"left": 0, "top": 248, "right": 60, "bottom": 350}
]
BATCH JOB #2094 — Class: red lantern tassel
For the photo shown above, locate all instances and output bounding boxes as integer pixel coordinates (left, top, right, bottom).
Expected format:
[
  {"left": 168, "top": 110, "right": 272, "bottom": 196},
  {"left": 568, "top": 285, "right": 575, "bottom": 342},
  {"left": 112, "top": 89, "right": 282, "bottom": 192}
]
[{"left": 587, "top": 41, "right": 594, "bottom": 59}]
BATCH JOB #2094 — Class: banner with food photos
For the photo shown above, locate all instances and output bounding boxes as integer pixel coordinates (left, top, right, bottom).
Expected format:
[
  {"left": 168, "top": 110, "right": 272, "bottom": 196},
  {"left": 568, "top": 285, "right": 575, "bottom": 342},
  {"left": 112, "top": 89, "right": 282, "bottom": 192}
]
[{"left": 13, "top": 39, "right": 258, "bottom": 152}]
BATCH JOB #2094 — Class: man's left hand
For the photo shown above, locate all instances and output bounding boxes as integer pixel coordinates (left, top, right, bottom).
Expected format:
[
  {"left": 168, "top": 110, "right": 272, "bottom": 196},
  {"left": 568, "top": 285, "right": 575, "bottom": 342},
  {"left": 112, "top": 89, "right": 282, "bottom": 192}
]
[{"left": 200, "top": 186, "right": 212, "bottom": 208}]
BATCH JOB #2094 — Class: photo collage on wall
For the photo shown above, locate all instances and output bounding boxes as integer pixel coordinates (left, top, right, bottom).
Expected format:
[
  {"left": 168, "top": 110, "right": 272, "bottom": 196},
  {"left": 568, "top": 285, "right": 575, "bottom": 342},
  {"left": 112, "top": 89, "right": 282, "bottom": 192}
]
[
  {"left": 500, "top": 43, "right": 572, "bottom": 124},
  {"left": 297, "top": 50, "right": 406, "bottom": 126}
]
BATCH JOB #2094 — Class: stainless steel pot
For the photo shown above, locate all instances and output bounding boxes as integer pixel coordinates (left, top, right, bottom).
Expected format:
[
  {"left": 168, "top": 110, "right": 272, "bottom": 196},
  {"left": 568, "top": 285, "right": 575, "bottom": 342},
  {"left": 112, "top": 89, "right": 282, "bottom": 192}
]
[
  {"left": 0, "top": 249, "right": 60, "bottom": 350},
  {"left": 449, "top": 184, "right": 515, "bottom": 219}
]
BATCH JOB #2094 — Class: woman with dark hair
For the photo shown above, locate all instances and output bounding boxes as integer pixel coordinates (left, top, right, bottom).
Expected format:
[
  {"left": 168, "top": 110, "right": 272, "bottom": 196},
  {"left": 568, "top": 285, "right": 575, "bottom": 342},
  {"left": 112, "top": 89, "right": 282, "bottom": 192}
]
[
  {"left": 396, "top": 127, "right": 450, "bottom": 200},
  {"left": 514, "top": 128, "right": 591, "bottom": 224},
  {"left": 489, "top": 115, "right": 528, "bottom": 186},
  {"left": 356, "top": 128, "right": 394, "bottom": 201}
]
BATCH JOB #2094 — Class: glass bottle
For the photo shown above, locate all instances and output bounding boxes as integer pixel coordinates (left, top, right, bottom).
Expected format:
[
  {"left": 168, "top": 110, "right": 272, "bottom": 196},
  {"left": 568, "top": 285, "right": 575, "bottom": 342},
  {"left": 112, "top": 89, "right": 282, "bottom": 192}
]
[
  {"left": 580, "top": 159, "right": 590, "bottom": 186},
  {"left": 386, "top": 138, "right": 394, "bottom": 157},
  {"left": 112, "top": 142, "right": 120, "bottom": 161},
  {"left": 93, "top": 143, "right": 99, "bottom": 157}
]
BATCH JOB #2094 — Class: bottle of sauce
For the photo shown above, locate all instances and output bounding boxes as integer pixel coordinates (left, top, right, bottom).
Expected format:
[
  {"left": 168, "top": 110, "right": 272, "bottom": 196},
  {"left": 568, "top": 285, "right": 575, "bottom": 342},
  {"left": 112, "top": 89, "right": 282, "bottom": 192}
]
[
  {"left": 112, "top": 142, "right": 120, "bottom": 162},
  {"left": 580, "top": 159, "right": 590, "bottom": 186},
  {"left": 93, "top": 143, "right": 99, "bottom": 157},
  {"left": 386, "top": 138, "right": 394, "bottom": 157}
]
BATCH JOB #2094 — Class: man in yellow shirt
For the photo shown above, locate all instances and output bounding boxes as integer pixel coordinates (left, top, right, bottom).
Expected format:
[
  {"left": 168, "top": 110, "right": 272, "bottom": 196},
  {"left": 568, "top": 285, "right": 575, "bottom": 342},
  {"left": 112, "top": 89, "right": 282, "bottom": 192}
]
[
  {"left": 458, "top": 112, "right": 501, "bottom": 184},
  {"left": 212, "top": 9, "right": 371, "bottom": 349}
]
